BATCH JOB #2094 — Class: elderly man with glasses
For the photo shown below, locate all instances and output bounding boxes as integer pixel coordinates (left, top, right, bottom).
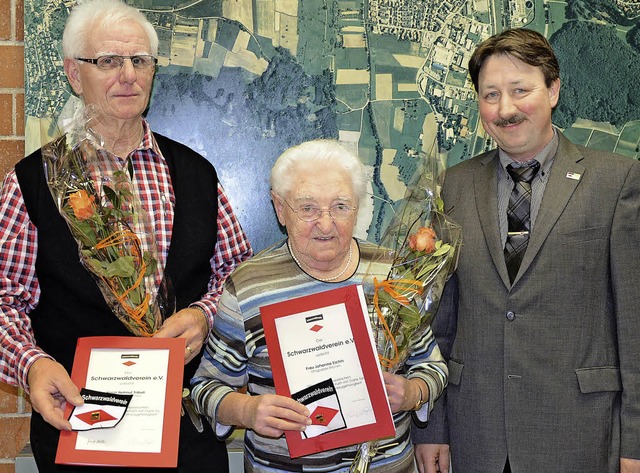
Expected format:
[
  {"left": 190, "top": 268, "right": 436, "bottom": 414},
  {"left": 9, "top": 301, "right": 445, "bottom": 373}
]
[{"left": 0, "top": 0, "right": 252, "bottom": 471}]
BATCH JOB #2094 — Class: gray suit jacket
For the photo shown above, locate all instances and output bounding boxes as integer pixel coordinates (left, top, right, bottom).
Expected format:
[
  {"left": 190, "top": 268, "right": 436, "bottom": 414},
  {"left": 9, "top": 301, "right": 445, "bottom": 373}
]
[{"left": 413, "top": 133, "right": 640, "bottom": 472}]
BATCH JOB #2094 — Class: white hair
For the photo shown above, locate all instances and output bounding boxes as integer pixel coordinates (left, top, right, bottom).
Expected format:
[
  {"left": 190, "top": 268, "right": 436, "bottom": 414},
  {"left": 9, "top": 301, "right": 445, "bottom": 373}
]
[
  {"left": 62, "top": 0, "right": 159, "bottom": 59},
  {"left": 270, "top": 139, "right": 367, "bottom": 201}
]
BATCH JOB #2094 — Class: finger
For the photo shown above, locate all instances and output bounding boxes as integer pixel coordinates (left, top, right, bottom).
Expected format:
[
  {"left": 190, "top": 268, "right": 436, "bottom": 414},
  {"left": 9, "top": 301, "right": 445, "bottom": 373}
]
[
  {"left": 439, "top": 454, "right": 450, "bottom": 473},
  {"left": 185, "top": 344, "right": 195, "bottom": 363},
  {"left": 255, "top": 425, "right": 285, "bottom": 438},
  {"left": 252, "top": 410, "right": 310, "bottom": 437},
  {"left": 54, "top": 380, "right": 83, "bottom": 408},
  {"left": 267, "top": 415, "right": 309, "bottom": 432},
  {"left": 154, "top": 316, "right": 186, "bottom": 338},
  {"left": 41, "top": 406, "right": 73, "bottom": 431},
  {"left": 267, "top": 404, "right": 311, "bottom": 425},
  {"left": 31, "top": 390, "right": 75, "bottom": 430},
  {"left": 425, "top": 461, "right": 437, "bottom": 473},
  {"left": 269, "top": 396, "right": 311, "bottom": 418}
]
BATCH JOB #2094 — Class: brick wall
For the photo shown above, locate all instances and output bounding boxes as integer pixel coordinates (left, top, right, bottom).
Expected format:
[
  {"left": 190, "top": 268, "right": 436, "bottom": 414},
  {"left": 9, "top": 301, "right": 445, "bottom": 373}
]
[{"left": 0, "top": 0, "right": 29, "bottom": 471}]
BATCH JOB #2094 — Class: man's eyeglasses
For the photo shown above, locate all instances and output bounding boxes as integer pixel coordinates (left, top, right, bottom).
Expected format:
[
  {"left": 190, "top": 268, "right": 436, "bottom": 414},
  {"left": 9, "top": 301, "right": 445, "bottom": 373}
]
[
  {"left": 283, "top": 199, "right": 357, "bottom": 222},
  {"left": 76, "top": 55, "right": 158, "bottom": 71}
]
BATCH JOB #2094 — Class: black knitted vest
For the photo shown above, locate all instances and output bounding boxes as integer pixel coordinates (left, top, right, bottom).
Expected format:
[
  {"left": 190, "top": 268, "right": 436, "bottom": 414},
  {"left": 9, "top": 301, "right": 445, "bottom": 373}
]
[{"left": 15, "top": 133, "right": 218, "bottom": 385}]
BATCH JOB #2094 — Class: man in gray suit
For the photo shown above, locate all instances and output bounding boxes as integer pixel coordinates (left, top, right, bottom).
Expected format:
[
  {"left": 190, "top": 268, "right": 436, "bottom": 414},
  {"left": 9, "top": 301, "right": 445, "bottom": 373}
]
[{"left": 412, "top": 28, "right": 640, "bottom": 473}]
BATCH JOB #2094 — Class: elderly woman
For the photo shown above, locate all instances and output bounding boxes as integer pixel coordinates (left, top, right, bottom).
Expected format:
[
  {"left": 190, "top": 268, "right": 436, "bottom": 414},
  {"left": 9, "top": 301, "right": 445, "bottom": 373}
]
[{"left": 191, "top": 139, "right": 447, "bottom": 473}]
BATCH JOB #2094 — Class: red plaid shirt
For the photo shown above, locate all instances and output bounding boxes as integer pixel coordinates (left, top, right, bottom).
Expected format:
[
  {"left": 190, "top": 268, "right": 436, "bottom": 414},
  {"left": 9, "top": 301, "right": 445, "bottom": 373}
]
[{"left": 0, "top": 120, "right": 252, "bottom": 390}]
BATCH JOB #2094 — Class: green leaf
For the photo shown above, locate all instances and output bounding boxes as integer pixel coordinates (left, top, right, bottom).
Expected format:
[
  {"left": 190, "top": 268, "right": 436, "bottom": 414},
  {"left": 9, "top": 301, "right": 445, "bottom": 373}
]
[
  {"left": 68, "top": 219, "right": 99, "bottom": 247},
  {"left": 143, "top": 251, "right": 158, "bottom": 277},
  {"left": 105, "top": 256, "right": 136, "bottom": 278},
  {"left": 128, "top": 286, "right": 142, "bottom": 305},
  {"left": 377, "top": 288, "right": 395, "bottom": 305},
  {"left": 403, "top": 269, "right": 417, "bottom": 280},
  {"left": 421, "top": 262, "right": 441, "bottom": 273},
  {"left": 398, "top": 304, "right": 421, "bottom": 327},
  {"left": 86, "top": 258, "right": 109, "bottom": 277},
  {"left": 432, "top": 244, "right": 452, "bottom": 257},
  {"left": 103, "top": 185, "right": 120, "bottom": 209}
]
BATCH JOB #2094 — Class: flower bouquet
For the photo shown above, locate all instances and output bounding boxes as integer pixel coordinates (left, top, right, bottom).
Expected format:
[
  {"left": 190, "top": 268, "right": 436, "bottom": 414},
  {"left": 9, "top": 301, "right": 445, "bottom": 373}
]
[
  {"left": 41, "top": 105, "right": 174, "bottom": 337},
  {"left": 350, "top": 154, "right": 461, "bottom": 472}
]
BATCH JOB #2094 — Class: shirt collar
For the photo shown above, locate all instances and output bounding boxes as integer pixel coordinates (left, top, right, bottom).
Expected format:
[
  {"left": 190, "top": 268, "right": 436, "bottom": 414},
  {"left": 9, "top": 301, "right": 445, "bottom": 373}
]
[
  {"left": 138, "top": 118, "right": 162, "bottom": 156},
  {"left": 498, "top": 127, "right": 558, "bottom": 177}
]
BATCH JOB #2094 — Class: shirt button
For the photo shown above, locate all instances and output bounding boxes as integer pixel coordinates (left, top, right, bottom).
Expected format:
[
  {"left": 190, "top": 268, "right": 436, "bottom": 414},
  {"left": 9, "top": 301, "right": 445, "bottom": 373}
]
[{"left": 506, "top": 311, "right": 516, "bottom": 321}]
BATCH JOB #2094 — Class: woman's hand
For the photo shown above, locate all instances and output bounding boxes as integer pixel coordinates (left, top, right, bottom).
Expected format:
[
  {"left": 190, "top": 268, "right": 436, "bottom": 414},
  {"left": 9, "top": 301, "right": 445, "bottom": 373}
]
[
  {"left": 242, "top": 393, "right": 311, "bottom": 438},
  {"left": 219, "top": 392, "right": 311, "bottom": 438},
  {"left": 383, "top": 372, "right": 427, "bottom": 413}
]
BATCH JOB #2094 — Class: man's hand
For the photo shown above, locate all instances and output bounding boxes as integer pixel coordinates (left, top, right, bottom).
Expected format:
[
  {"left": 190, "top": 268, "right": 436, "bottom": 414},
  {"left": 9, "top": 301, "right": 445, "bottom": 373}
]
[
  {"left": 27, "top": 358, "right": 83, "bottom": 431},
  {"left": 154, "top": 307, "right": 209, "bottom": 363},
  {"left": 621, "top": 457, "right": 640, "bottom": 473},
  {"left": 415, "top": 443, "right": 450, "bottom": 473}
]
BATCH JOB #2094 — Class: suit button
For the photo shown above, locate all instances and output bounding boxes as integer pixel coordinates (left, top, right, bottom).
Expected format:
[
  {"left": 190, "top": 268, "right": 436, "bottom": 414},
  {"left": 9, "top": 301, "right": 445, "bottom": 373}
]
[{"left": 506, "top": 311, "right": 516, "bottom": 321}]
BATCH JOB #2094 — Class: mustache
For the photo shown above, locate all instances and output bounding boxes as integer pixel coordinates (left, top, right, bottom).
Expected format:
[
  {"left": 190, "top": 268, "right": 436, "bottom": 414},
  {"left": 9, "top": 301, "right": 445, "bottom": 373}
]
[{"left": 493, "top": 115, "right": 526, "bottom": 127}]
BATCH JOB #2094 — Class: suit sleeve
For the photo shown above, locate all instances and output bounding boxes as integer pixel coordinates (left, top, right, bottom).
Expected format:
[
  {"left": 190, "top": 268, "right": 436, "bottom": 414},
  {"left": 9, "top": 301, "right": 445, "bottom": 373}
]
[
  {"left": 611, "top": 159, "right": 640, "bottom": 459},
  {"left": 412, "top": 273, "right": 458, "bottom": 443}
]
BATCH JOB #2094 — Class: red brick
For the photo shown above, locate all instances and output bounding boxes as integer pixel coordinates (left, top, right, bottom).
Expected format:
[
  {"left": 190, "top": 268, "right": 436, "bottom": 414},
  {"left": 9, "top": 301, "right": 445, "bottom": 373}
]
[
  {"left": 0, "top": 383, "right": 19, "bottom": 413},
  {"left": 0, "top": 139, "right": 25, "bottom": 177},
  {"left": 0, "top": 46, "right": 24, "bottom": 89},
  {"left": 0, "top": 464, "right": 16, "bottom": 473},
  {"left": 0, "top": 94, "right": 12, "bottom": 135},
  {"left": 16, "top": 0, "right": 24, "bottom": 41},
  {"left": 20, "top": 387, "right": 32, "bottom": 414},
  {"left": 0, "top": 416, "right": 30, "bottom": 458},
  {"left": 0, "top": 0, "right": 10, "bottom": 40},
  {"left": 15, "top": 93, "right": 24, "bottom": 137}
]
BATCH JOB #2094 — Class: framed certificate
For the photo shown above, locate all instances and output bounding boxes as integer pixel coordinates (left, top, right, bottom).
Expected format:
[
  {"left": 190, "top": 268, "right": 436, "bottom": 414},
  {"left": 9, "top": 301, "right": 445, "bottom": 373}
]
[
  {"left": 261, "top": 284, "right": 395, "bottom": 458},
  {"left": 55, "top": 336, "right": 184, "bottom": 467}
]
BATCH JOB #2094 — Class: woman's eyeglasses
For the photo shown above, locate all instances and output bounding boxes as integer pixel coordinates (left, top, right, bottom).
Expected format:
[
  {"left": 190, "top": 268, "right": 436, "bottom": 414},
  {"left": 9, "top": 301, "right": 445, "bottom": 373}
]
[{"left": 283, "top": 200, "right": 357, "bottom": 221}]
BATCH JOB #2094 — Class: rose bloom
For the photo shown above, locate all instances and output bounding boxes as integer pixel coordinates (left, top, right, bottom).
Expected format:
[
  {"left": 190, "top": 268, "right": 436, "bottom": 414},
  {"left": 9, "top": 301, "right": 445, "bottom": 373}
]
[
  {"left": 408, "top": 227, "right": 437, "bottom": 253},
  {"left": 68, "top": 190, "right": 96, "bottom": 220}
]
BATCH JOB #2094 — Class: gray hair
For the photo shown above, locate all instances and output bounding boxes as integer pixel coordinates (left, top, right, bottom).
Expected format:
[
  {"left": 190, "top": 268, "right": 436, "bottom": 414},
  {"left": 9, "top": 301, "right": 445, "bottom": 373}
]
[
  {"left": 270, "top": 139, "right": 367, "bottom": 201},
  {"left": 62, "top": 0, "right": 159, "bottom": 59}
]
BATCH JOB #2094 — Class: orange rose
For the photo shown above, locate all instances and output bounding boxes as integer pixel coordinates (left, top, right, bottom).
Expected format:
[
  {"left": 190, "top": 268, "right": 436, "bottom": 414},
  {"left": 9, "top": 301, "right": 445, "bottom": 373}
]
[
  {"left": 68, "top": 190, "right": 96, "bottom": 220},
  {"left": 408, "top": 226, "right": 437, "bottom": 253}
]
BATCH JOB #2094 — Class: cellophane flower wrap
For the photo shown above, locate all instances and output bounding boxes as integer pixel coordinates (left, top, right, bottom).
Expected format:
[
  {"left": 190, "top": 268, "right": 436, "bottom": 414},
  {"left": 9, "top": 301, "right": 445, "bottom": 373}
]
[
  {"left": 41, "top": 105, "right": 174, "bottom": 337},
  {"left": 350, "top": 155, "right": 461, "bottom": 472}
]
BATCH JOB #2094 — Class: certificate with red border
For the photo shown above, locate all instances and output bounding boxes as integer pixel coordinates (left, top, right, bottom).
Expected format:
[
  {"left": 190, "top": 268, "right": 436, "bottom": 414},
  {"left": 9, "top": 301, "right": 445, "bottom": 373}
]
[
  {"left": 55, "top": 336, "right": 184, "bottom": 467},
  {"left": 261, "top": 284, "right": 395, "bottom": 458}
]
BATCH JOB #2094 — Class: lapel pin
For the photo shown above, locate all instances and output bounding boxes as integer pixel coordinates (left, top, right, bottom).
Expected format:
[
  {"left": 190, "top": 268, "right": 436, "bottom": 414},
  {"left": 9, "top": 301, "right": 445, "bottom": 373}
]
[{"left": 565, "top": 171, "right": 581, "bottom": 181}]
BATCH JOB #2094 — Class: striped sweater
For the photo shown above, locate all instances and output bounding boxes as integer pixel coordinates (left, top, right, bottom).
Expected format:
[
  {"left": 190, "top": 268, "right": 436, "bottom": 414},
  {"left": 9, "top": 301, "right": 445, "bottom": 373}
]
[{"left": 192, "top": 239, "right": 447, "bottom": 473}]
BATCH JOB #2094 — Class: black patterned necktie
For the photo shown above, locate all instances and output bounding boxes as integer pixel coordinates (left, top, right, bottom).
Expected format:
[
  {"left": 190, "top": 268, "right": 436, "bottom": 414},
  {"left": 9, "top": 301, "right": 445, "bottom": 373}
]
[{"left": 504, "top": 161, "right": 540, "bottom": 283}]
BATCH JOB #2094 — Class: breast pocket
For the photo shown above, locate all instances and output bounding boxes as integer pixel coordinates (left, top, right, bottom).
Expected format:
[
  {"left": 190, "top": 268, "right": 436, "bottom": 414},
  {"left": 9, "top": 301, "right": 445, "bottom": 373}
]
[{"left": 559, "top": 226, "right": 605, "bottom": 245}]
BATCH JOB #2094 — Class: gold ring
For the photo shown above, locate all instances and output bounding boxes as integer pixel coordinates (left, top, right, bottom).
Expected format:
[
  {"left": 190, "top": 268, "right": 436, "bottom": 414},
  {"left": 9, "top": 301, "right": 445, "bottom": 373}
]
[{"left": 186, "top": 345, "right": 193, "bottom": 354}]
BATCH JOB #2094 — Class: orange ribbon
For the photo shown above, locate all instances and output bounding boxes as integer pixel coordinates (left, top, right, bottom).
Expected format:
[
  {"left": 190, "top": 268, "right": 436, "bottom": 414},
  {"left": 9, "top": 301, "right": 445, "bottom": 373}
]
[
  {"left": 95, "top": 229, "right": 154, "bottom": 337},
  {"left": 372, "top": 277, "right": 423, "bottom": 369}
]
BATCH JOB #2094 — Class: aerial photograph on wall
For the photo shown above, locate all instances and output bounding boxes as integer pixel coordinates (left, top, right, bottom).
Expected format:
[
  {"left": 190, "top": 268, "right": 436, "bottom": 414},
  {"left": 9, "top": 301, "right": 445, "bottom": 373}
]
[{"left": 25, "top": 0, "right": 640, "bottom": 249}]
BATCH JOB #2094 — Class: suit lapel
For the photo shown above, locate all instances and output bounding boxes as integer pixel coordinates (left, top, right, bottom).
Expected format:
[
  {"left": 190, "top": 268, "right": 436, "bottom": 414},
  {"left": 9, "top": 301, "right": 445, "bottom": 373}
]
[
  {"left": 474, "top": 151, "right": 512, "bottom": 287},
  {"left": 514, "top": 134, "right": 585, "bottom": 283}
]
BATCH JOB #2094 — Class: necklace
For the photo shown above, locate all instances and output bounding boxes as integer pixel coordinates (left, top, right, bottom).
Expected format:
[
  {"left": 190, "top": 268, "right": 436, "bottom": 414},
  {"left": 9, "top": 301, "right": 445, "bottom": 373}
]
[{"left": 288, "top": 240, "right": 353, "bottom": 282}]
